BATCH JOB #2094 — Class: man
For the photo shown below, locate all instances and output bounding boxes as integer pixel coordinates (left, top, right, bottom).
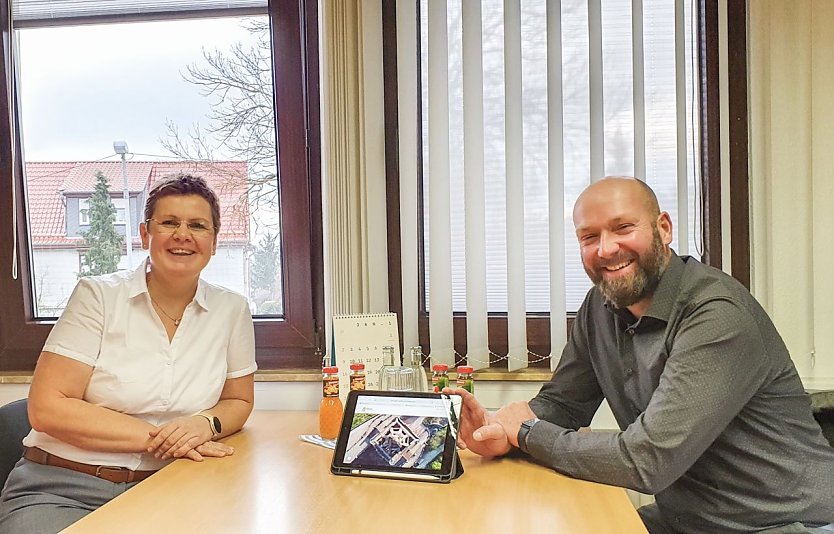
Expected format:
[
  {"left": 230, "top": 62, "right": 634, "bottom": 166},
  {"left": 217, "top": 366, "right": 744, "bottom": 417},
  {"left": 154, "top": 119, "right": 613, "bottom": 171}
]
[{"left": 451, "top": 177, "right": 834, "bottom": 533}]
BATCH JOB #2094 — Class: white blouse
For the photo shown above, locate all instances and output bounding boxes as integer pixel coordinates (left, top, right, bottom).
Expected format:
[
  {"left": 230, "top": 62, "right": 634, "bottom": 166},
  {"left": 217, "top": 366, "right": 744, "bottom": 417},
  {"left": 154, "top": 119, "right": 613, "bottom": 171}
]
[{"left": 23, "top": 259, "right": 257, "bottom": 470}]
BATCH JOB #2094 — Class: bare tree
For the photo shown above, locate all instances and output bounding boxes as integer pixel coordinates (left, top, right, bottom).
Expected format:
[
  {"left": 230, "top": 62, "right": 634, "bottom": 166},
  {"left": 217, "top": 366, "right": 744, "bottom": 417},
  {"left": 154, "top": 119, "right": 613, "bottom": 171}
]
[{"left": 162, "top": 19, "right": 279, "bottom": 231}]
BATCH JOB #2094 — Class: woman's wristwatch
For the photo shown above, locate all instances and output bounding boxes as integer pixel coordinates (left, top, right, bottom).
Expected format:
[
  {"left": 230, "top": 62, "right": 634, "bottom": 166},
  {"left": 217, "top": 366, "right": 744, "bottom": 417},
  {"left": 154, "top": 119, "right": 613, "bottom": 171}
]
[{"left": 196, "top": 412, "right": 222, "bottom": 438}]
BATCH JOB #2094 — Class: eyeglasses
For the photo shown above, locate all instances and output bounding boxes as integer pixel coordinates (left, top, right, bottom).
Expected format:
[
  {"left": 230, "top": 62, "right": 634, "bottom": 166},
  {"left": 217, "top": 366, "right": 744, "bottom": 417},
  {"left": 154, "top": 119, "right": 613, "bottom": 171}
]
[{"left": 146, "top": 218, "right": 215, "bottom": 237}]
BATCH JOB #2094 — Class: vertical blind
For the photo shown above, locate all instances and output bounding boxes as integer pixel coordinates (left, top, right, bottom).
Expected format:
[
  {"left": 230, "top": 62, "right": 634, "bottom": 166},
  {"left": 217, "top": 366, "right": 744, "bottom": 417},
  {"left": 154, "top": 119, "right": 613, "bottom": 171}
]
[{"left": 400, "top": 0, "right": 700, "bottom": 371}]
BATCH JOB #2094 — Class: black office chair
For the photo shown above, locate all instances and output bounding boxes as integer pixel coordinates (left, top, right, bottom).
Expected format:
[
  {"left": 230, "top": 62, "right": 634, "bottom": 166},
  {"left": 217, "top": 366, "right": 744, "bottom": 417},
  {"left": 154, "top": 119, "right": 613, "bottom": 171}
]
[
  {"left": 0, "top": 398, "right": 31, "bottom": 490},
  {"left": 810, "top": 391, "right": 834, "bottom": 448}
]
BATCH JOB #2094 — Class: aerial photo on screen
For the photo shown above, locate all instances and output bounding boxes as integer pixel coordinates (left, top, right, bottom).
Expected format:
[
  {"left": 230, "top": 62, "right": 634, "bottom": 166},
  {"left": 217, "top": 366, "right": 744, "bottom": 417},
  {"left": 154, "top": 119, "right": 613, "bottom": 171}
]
[{"left": 343, "top": 414, "right": 448, "bottom": 470}]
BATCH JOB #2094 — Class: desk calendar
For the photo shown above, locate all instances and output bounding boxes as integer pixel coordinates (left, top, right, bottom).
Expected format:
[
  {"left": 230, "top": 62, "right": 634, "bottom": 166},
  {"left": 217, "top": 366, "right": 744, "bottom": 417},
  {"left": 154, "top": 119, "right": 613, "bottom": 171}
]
[{"left": 332, "top": 313, "right": 400, "bottom": 401}]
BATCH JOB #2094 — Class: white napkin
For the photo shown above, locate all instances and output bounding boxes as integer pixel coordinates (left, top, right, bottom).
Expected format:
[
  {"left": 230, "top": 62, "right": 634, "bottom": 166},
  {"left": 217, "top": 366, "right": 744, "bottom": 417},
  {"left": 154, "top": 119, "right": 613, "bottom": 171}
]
[{"left": 298, "top": 434, "right": 337, "bottom": 450}]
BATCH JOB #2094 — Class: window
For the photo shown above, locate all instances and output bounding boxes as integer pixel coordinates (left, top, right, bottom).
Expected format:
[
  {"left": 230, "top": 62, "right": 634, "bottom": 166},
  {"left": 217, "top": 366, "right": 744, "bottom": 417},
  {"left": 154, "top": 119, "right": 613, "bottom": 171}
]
[
  {"left": 79, "top": 197, "right": 126, "bottom": 226},
  {"left": 386, "top": 0, "right": 707, "bottom": 369},
  {"left": 0, "top": 0, "right": 323, "bottom": 370}
]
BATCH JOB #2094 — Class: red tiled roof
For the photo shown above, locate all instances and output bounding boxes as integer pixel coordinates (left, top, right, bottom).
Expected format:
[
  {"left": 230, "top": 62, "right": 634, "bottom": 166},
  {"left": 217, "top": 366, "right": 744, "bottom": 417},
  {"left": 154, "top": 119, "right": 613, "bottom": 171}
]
[
  {"left": 25, "top": 161, "right": 250, "bottom": 246},
  {"left": 61, "top": 161, "right": 153, "bottom": 193},
  {"left": 25, "top": 162, "right": 72, "bottom": 245}
]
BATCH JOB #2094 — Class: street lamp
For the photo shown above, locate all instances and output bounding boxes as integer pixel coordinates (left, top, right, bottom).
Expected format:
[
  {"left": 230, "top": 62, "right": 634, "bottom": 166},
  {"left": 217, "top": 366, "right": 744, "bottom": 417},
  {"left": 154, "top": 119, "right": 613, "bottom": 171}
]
[{"left": 113, "top": 140, "right": 132, "bottom": 269}]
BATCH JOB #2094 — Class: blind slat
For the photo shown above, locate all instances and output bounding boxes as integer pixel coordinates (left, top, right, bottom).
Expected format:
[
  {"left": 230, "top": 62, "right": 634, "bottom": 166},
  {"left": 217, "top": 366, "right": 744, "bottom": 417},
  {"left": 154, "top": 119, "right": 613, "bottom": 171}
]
[
  {"left": 462, "top": 0, "right": 489, "bottom": 370},
  {"left": 588, "top": 0, "right": 604, "bottom": 181},
  {"left": 547, "top": 0, "right": 567, "bottom": 372},
  {"left": 674, "top": 0, "right": 689, "bottom": 254},
  {"left": 397, "top": 0, "right": 420, "bottom": 351},
  {"left": 427, "top": 0, "right": 455, "bottom": 367},
  {"left": 504, "top": 0, "right": 527, "bottom": 372},
  {"left": 633, "top": 0, "right": 647, "bottom": 180}
]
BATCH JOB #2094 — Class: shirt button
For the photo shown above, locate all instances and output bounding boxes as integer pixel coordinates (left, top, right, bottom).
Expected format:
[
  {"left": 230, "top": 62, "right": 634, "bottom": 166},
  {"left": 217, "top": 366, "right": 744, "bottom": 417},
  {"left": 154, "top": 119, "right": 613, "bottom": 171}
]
[
  {"left": 626, "top": 328, "right": 635, "bottom": 335},
  {"left": 625, "top": 368, "right": 634, "bottom": 376},
  {"left": 162, "top": 400, "right": 169, "bottom": 406},
  {"left": 166, "top": 361, "right": 172, "bottom": 366}
]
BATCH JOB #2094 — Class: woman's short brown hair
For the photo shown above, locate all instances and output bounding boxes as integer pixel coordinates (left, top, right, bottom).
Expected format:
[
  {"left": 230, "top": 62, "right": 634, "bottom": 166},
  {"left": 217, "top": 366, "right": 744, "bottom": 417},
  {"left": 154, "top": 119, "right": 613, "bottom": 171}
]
[{"left": 143, "top": 173, "right": 221, "bottom": 233}]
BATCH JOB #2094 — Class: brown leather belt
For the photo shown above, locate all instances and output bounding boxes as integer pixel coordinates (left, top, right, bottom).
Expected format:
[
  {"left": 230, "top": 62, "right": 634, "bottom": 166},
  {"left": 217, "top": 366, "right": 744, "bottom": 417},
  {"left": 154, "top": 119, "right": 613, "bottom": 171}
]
[{"left": 24, "top": 447, "right": 157, "bottom": 484}]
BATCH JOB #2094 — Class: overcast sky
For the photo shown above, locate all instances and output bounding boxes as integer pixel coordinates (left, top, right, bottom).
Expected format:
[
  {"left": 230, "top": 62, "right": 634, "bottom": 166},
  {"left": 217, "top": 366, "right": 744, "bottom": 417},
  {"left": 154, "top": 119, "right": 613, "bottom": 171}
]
[{"left": 17, "top": 16, "right": 262, "bottom": 163}]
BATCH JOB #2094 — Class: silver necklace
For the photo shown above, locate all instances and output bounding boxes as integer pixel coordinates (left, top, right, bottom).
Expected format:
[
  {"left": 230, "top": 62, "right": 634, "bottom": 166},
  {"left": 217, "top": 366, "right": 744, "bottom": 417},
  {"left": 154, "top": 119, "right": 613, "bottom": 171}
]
[{"left": 149, "top": 293, "right": 183, "bottom": 326}]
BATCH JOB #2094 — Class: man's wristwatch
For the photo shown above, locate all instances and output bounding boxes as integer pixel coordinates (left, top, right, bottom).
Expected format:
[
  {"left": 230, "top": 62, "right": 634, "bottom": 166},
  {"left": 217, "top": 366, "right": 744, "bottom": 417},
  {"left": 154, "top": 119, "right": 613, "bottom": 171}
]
[
  {"left": 196, "top": 412, "right": 222, "bottom": 438},
  {"left": 518, "top": 418, "right": 539, "bottom": 454}
]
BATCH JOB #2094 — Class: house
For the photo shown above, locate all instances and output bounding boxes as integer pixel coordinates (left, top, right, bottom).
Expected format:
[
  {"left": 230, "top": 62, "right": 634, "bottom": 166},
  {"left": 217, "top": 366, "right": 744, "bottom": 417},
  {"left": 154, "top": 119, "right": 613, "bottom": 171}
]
[{"left": 25, "top": 160, "right": 252, "bottom": 316}]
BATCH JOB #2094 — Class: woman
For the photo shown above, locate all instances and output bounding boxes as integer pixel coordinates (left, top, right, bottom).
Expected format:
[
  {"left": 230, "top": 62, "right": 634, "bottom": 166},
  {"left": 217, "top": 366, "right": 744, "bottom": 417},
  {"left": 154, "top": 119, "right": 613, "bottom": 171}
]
[{"left": 0, "top": 173, "right": 256, "bottom": 532}]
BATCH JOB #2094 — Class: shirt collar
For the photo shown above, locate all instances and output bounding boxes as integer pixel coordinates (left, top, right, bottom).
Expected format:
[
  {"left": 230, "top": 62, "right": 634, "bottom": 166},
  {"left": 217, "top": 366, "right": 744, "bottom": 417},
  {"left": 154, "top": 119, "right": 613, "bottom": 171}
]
[
  {"left": 126, "top": 257, "right": 210, "bottom": 311},
  {"left": 641, "top": 251, "right": 685, "bottom": 323},
  {"left": 127, "top": 258, "right": 151, "bottom": 299},
  {"left": 193, "top": 279, "right": 210, "bottom": 311}
]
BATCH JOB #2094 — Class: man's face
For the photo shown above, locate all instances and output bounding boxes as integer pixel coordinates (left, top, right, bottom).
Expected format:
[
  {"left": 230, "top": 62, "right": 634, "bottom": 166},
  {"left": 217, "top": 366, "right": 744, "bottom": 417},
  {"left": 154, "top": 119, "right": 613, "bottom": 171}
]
[
  {"left": 584, "top": 224, "right": 667, "bottom": 308},
  {"left": 573, "top": 180, "right": 672, "bottom": 309}
]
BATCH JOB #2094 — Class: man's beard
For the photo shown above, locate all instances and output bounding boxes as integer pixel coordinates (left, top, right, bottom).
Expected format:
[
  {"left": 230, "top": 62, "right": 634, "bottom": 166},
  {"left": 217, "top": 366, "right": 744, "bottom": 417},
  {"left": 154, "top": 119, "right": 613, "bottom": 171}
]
[{"left": 584, "top": 226, "right": 668, "bottom": 309}]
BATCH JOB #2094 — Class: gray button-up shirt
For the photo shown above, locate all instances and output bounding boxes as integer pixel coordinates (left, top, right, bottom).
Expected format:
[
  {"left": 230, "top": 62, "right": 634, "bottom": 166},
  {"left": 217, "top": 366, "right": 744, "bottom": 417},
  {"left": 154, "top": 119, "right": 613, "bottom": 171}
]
[{"left": 526, "top": 254, "right": 834, "bottom": 532}]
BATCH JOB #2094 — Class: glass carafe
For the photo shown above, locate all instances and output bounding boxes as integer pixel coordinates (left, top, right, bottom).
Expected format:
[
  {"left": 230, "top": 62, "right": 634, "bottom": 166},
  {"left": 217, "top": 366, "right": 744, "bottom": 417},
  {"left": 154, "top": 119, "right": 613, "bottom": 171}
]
[
  {"left": 377, "top": 345, "right": 407, "bottom": 390},
  {"left": 406, "top": 346, "right": 429, "bottom": 392}
]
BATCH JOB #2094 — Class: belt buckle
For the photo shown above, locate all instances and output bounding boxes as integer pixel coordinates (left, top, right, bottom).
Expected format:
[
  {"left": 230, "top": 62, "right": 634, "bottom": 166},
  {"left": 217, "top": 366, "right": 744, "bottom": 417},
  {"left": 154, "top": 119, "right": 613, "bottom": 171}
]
[{"left": 95, "top": 465, "right": 128, "bottom": 481}]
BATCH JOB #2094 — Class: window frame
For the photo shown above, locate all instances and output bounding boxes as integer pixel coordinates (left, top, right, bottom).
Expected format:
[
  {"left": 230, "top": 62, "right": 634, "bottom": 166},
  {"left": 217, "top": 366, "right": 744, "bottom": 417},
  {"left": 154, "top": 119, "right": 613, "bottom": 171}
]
[
  {"left": 0, "top": 0, "right": 324, "bottom": 371},
  {"left": 382, "top": 0, "right": 749, "bottom": 366}
]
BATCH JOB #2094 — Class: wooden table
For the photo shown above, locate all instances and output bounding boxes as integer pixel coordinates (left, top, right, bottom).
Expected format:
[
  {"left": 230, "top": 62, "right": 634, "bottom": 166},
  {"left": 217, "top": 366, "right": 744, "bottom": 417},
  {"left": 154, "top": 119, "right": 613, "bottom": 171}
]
[{"left": 62, "top": 411, "right": 647, "bottom": 533}]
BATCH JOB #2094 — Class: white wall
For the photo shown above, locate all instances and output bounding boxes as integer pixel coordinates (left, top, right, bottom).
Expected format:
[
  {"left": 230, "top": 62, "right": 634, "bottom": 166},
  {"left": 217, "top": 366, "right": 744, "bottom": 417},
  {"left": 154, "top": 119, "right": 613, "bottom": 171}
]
[
  {"left": 252, "top": 380, "right": 621, "bottom": 429},
  {"left": 2, "top": 380, "right": 621, "bottom": 429},
  {"left": 1, "top": 381, "right": 545, "bottom": 413},
  {"left": 31, "top": 248, "right": 84, "bottom": 314},
  {"left": 254, "top": 381, "right": 546, "bottom": 412},
  {"left": 0, "top": 385, "right": 30, "bottom": 407}
]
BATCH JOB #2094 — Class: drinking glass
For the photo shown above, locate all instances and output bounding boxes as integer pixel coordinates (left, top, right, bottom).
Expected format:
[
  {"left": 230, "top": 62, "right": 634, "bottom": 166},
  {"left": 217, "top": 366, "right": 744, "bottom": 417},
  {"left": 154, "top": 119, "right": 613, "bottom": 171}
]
[{"left": 379, "top": 366, "right": 416, "bottom": 392}]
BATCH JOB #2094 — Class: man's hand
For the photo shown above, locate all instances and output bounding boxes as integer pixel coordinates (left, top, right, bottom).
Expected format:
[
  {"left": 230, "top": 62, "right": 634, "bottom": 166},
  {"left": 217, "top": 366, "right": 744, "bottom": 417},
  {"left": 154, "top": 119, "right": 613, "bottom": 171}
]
[
  {"left": 493, "top": 401, "right": 538, "bottom": 448},
  {"left": 147, "top": 416, "right": 214, "bottom": 460},
  {"left": 443, "top": 387, "right": 512, "bottom": 458}
]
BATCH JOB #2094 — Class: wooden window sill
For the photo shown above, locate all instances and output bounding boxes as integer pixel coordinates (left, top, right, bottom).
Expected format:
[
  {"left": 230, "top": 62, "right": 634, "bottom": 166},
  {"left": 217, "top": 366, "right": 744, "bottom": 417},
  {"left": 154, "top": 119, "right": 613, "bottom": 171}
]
[{"left": 1, "top": 367, "right": 554, "bottom": 385}]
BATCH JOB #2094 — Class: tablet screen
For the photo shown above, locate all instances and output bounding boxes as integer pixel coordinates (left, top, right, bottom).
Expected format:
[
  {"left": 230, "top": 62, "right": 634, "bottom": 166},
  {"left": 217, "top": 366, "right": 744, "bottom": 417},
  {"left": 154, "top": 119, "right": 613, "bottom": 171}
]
[{"left": 332, "top": 391, "right": 462, "bottom": 479}]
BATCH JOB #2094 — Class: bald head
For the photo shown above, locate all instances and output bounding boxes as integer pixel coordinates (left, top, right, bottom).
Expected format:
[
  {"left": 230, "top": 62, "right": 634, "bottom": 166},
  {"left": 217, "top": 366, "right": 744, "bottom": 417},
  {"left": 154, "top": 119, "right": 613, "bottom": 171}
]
[{"left": 574, "top": 177, "right": 661, "bottom": 223}]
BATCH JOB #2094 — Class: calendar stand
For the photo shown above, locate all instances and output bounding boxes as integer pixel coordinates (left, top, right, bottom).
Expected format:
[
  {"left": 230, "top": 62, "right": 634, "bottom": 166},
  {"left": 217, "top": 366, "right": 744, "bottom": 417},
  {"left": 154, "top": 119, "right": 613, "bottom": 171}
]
[{"left": 331, "top": 313, "right": 400, "bottom": 403}]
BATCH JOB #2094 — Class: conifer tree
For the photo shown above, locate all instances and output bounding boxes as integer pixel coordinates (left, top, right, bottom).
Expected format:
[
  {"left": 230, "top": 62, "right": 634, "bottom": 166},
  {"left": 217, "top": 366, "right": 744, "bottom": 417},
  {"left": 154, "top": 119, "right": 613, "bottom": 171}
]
[{"left": 79, "top": 171, "right": 124, "bottom": 277}]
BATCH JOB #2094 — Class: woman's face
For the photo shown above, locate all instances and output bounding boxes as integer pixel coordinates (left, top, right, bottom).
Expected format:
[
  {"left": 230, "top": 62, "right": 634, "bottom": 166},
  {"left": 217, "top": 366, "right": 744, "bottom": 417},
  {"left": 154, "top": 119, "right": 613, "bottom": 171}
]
[{"left": 139, "top": 194, "right": 217, "bottom": 281}]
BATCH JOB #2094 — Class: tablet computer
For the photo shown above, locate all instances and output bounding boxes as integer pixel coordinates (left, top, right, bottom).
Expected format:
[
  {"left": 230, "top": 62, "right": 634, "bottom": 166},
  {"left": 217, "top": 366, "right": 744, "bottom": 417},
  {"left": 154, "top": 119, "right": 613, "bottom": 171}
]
[{"left": 331, "top": 390, "right": 464, "bottom": 483}]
